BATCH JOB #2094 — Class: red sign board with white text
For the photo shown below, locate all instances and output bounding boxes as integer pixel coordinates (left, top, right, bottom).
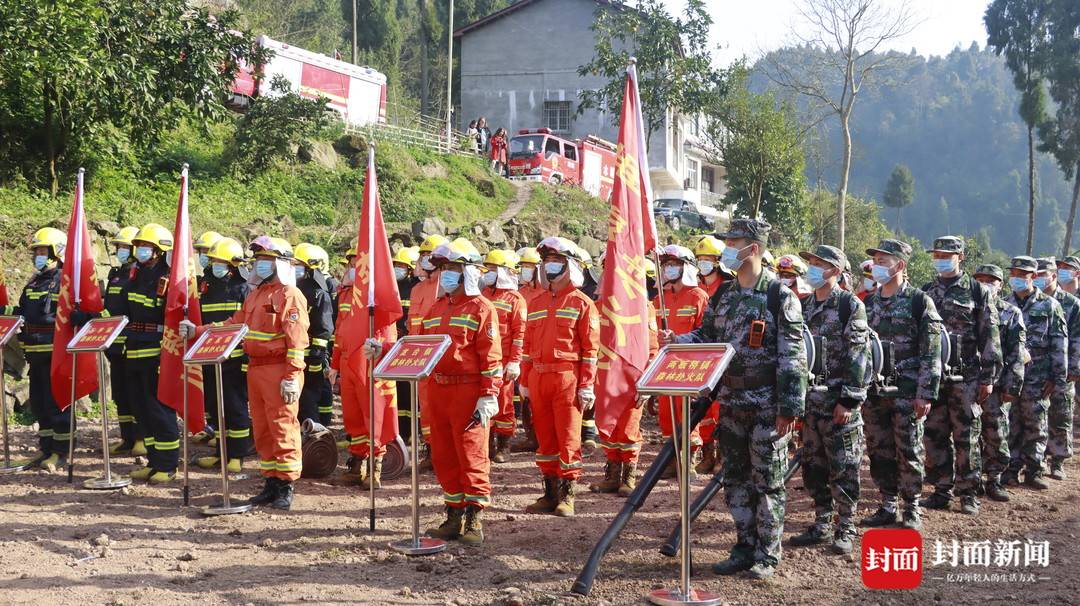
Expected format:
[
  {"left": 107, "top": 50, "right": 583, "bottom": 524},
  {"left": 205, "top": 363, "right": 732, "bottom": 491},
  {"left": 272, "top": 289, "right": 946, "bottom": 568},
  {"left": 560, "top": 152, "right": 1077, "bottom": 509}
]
[
  {"left": 183, "top": 325, "right": 248, "bottom": 366},
  {"left": 0, "top": 316, "right": 23, "bottom": 348},
  {"left": 373, "top": 335, "right": 452, "bottom": 382},
  {"left": 636, "top": 343, "right": 735, "bottom": 396},
  {"left": 67, "top": 316, "right": 128, "bottom": 353}
]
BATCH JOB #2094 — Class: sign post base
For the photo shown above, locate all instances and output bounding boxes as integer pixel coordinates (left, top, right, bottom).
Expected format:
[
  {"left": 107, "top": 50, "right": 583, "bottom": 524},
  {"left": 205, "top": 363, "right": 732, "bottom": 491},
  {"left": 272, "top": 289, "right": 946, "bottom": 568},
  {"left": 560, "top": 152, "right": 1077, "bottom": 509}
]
[
  {"left": 388, "top": 537, "right": 447, "bottom": 556},
  {"left": 647, "top": 588, "right": 723, "bottom": 606}
]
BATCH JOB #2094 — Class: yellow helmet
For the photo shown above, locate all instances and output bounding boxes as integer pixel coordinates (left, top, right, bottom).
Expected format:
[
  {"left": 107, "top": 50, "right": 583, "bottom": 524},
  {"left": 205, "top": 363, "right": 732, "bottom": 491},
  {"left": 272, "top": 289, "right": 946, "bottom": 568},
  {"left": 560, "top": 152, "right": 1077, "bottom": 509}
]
[
  {"left": 110, "top": 226, "right": 140, "bottom": 247},
  {"left": 134, "top": 223, "right": 174, "bottom": 252},
  {"left": 249, "top": 235, "right": 293, "bottom": 259},
  {"left": 484, "top": 249, "right": 519, "bottom": 270},
  {"left": 194, "top": 231, "right": 223, "bottom": 251},
  {"left": 432, "top": 237, "right": 483, "bottom": 266},
  {"left": 207, "top": 237, "right": 245, "bottom": 266},
  {"left": 516, "top": 247, "right": 541, "bottom": 265},
  {"left": 392, "top": 246, "right": 421, "bottom": 267},
  {"left": 419, "top": 234, "right": 450, "bottom": 254},
  {"left": 693, "top": 235, "right": 723, "bottom": 257},
  {"left": 29, "top": 227, "right": 67, "bottom": 259},
  {"left": 762, "top": 250, "right": 775, "bottom": 269},
  {"left": 577, "top": 247, "right": 593, "bottom": 269},
  {"left": 645, "top": 258, "right": 657, "bottom": 278},
  {"left": 295, "top": 243, "right": 330, "bottom": 269},
  {"left": 777, "top": 254, "right": 807, "bottom": 276}
]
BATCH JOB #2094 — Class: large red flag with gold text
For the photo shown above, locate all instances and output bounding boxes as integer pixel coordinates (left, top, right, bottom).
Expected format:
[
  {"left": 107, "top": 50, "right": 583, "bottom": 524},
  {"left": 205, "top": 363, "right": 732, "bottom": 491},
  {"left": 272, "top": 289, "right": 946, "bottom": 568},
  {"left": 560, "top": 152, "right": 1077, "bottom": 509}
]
[
  {"left": 51, "top": 168, "right": 104, "bottom": 409},
  {"left": 157, "top": 165, "right": 205, "bottom": 433},
  {"left": 595, "top": 62, "right": 656, "bottom": 436}
]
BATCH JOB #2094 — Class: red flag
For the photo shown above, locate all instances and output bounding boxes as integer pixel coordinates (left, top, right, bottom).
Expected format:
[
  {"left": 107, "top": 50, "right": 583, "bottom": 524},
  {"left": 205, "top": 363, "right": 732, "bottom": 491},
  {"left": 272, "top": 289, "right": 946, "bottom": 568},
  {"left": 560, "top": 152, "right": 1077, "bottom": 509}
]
[
  {"left": 0, "top": 262, "right": 8, "bottom": 307},
  {"left": 595, "top": 62, "right": 655, "bottom": 436},
  {"left": 337, "top": 146, "right": 402, "bottom": 447},
  {"left": 51, "top": 169, "right": 104, "bottom": 409},
  {"left": 157, "top": 165, "right": 205, "bottom": 433}
]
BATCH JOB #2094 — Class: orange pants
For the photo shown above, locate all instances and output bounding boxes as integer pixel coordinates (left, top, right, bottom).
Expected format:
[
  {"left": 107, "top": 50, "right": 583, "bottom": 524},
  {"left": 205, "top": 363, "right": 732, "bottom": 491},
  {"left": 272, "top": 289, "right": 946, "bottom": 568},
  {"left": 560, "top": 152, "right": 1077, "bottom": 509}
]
[
  {"left": 529, "top": 369, "right": 582, "bottom": 480},
  {"left": 491, "top": 377, "right": 516, "bottom": 437},
  {"left": 248, "top": 362, "right": 303, "bottom": 482},
  {"left": 340, "top": 352, "right": 393, "bottom": 458},
  {"left": 659, "top": 396, "right": 702, "bottom": 448},
  {"left": 697, "top": 401, "right": 720, "bottom": 443},
  {"left": 600, "top": 402, "right": 644, "bottom": 463},
  {"left": 427, "top": 381, "right": 491, "bottom": 509}
]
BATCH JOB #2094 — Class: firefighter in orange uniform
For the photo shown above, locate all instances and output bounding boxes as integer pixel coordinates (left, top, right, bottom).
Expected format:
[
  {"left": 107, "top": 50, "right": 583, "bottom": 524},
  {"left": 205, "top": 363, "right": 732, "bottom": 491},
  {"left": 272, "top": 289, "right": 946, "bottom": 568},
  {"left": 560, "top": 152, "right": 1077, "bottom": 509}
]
[
  {"left": 481, "top": 249, "right": 527, "bottom": 463},
  {"left": 521, "top": 237, "right": 599, "bottom": 517},
  {"left": 408, "top": 234, "right": 449, "bottom": 467},
  {"left": 695, "top": 235, "right": 731, "bottom": 298},
  {"left": 383, "top": 238, "right": 502, "bottom": 545},
  {"left": 181, "top": 236, "right": 309, "bottom": 510},
  {"left": 510, "top": 246, "right": 544, "bottom": 453},
  {"left": 653, "top": 244, "right": 710, "bottom": 478}
]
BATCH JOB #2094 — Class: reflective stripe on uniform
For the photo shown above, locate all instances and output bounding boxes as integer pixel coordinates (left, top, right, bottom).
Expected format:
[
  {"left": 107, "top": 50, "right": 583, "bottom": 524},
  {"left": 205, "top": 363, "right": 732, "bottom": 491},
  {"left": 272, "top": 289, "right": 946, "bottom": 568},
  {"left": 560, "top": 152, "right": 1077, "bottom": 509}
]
[
  {"left": 422, "top": 317, "right": 441, "bottom": 330},
  {"left": 555, "top": 307, "right": 580, "bottom": 320},
  {"left": 246, "top": 330, "right": 283, "bottom": 342},
  {"left": 23, "top": 344, "right": 53, "bottom": 353},
  {"left": 443, "top": 492, "right": 464, "bottom": 504},
  {"left": 226, "top": 428, "right": 250, "bottom": 439},
  {"left": 491, "top": 300, "right": 512, "bottom": 312},
  {"left": 464, "top": 494, "right": 490, "bottom": 506},
  {"left": 311, "top": 338, "right": 328, "bottom": 348},
  {"left": 154, "top": 439, "right": 180, "bottom": 451},
  {"left": 527, "top": 310, "right": 547, "bottom": 321},
  {"left": 449, "top": 315, "right": 479, "bottom": 331},
  {"left": 126, "top": 347, "right": 161, "bottom": 359},
  {"left": 480, "top": 365, "right": 502, "bottom": 378},
  {"left": 201, "top": 302, "right": 242, "bottom": 313},
  {"left": 286, "top": 348, "right": 305, "bottom": 361}
]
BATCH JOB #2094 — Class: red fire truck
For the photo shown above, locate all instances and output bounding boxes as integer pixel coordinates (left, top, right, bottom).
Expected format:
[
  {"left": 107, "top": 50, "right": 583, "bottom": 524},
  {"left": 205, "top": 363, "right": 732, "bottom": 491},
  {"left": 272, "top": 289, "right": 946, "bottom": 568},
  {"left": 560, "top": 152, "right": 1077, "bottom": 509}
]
[{"left": 508, "top": 128, "right": 617, "bottom": 201}]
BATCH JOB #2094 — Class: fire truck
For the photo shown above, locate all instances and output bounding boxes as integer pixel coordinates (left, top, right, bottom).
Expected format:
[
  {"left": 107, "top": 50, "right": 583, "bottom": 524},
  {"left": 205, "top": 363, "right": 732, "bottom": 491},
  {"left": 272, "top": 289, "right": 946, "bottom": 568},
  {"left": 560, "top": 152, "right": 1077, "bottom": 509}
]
[
  {"left": 230, "top": 36, "right": 387, "bottom": 127},
  {"left": 507, "top": 128, "right": 618, "bottom": 201}
]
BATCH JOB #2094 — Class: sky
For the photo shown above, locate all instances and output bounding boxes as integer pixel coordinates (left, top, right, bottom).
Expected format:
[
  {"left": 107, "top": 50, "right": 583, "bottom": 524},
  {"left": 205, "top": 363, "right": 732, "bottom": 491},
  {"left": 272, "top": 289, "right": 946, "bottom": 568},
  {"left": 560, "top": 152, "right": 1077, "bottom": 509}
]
[{"left": 663, "top": 0, "right": 992, "bottom": 65}]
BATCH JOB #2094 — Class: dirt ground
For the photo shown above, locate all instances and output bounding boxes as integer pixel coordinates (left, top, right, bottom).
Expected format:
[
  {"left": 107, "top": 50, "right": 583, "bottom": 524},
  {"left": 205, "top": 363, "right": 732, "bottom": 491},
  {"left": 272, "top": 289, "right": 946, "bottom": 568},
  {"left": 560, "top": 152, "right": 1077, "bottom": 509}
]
[{"left": 0, "top": 415, "right": 1078, "bottom": 606}]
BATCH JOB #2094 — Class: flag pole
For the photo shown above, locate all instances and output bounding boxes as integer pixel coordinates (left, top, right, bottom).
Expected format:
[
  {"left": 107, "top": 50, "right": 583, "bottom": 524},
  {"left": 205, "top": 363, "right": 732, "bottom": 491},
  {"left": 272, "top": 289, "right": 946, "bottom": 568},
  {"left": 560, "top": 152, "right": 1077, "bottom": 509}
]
[
  {"left": 367, "top": 143, "right": 378, "bottom": 533},
  {"left": 180, "top": 163, "right": 191, "bottom": 507},
  {"left": 653, "top": 250, "right": 668, "bottom": 331},
  {"left": 67, "top": 167, "right": 85, "bottom": 484}
]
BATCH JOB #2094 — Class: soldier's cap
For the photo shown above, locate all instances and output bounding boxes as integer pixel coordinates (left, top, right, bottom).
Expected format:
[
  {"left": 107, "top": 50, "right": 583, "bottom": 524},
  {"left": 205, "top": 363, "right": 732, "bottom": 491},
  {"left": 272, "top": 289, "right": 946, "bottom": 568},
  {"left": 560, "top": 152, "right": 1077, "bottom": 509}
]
[
  {"left": 1010, "top": 256, "right": 1038, "bottom": 273},
  {"left": 927, "top": 236, "right": 964, "bottom": 254},
  {"left": 865, "top": 239, "right": 913, "bottom": 261},
  {"left": 973, "top": 264, "right": 1004, "bottom": 282},
  {"left": 1059, "top": 256, "right": 1080, "bottom": 270},
  {"left": 799, "top": 244, "right": 847, "bottom": 270},
  {"left": 717, "top": 218, "right": 770, "bottom": 243},
  {"left": 1036, "top": 256, "right": 1056, "bottom": 272}
]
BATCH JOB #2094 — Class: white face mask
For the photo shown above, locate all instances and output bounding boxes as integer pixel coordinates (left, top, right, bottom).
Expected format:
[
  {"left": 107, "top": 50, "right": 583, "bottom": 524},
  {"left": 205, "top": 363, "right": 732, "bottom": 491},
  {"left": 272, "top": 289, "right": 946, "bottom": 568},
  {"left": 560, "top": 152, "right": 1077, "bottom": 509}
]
[
  {"left": 863, "top": 277, "right": 876, "bottom": 291},
  {"left": 345, "top": 267, "right": 356, "bottom": 283},
  {"left": 394, "top": 267, "right": 408, "bottom": 281},
  {"left": 697, "top": 260, "right": 715, "bottom": 275},
  {"left": 419, "top": 255, "right": 435, "bottom": 271},
  {"left": 780, "top": 277, "right": 796, "bottom": 288},
  {"left": 520, "top": 267, "right": 535, "bottom": 283},
  {"left": 482, "top": 271, "right": 497, "bottom": 286}
]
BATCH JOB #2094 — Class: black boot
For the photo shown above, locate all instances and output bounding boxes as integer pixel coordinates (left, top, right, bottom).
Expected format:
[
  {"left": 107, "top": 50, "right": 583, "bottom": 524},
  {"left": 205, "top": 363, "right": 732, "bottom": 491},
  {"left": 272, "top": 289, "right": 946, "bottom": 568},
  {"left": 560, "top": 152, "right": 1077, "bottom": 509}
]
[
  {"left": 270, "top": 481, "right": 294, "bottom": 510},
  {"left": 249, "top": 478, "right": 280, "bottom": 506}
]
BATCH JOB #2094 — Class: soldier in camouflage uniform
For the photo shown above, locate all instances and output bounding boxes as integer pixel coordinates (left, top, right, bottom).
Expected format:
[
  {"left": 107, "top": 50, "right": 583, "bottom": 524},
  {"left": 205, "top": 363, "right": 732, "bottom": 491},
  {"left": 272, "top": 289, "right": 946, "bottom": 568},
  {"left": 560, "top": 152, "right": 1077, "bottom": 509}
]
[
  {"left": 1003, "top": 256, "right": 1067, "bottom": 490},
  {"left": 921, "top": 236, "right": 1002, "bottom": 516},
  {"left": 973, "top": 265, "right": 1027, "bottom": 502},
  {"left": 861, "top": 239, "right": 943, "bottom": 531},
  {"left": 788, "top": 245, "right": 869, "bottom": 555},
  {"left": 663, "top": 218, "right": 808, "bottom": 580},
  {"left": 1035, "top": 257, "right": 1079, "bottom": 480}
]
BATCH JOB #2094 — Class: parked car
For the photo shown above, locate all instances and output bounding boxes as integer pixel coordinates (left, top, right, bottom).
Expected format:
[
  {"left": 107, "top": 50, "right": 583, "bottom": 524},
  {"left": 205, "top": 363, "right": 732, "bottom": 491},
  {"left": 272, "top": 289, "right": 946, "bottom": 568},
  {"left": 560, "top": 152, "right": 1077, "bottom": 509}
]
[{"left": 653, "top": 198, "right": 719, "bottom": 232}]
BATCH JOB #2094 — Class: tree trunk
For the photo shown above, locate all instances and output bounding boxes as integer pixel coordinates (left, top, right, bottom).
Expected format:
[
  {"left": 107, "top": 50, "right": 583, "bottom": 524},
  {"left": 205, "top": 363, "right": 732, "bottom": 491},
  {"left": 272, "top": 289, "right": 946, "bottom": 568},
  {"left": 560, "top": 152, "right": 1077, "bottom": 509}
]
[
  {"left": 1026, "top": 125, "right": 1036, "bottom": 255},
  {"left": 44, "top": 77, "right": 58, "bottom": 197},
  {"left": 419, "top": 0, "right": 430, "bottom": 116},
  {"left": 896, "top": 205, "right": 901, "bottom": 232},
  {"left": 1063, "top": 162, "right": 1080, "bottom": 258},
  {"left": 837, "top": 113, "right": 853, "bottom": 249},
  {"left": 752, "top": 180, "right": 763, "bottom": 219}
]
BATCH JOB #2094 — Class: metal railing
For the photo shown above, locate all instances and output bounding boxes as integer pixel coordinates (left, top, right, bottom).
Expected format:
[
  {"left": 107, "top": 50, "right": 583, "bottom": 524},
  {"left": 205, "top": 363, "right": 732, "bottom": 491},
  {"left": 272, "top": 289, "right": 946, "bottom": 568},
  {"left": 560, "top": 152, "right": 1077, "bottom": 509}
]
[{"left": 348, "top": 101, "right": 474, "bottom": 156}]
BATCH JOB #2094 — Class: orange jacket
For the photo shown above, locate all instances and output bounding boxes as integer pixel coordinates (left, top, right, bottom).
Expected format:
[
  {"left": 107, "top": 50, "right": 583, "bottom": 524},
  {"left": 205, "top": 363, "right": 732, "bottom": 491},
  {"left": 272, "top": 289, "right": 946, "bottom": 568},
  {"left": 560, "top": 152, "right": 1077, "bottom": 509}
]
[
  {"left": 701, "top": 276, "right": 724, "bottom": 298},
  {"left": 408, "top": 278, "right": 439, "bottom": 334},
  {"left": 519, "top": 283, "right": 544, "bottom": 309},
  {"left": 211, "top": 281, "right": 310, "bottom": 380},
  {"left": 521, "top": 283, "right": 599, "bottom": 388},
  {"left": 653, "top": 285, "right": 709, "bottom": 335},
  {"left": 418, "top": 293, "right": 503, "bottom": 396},
  {"left": 483, "top": 287, "right": 526, "bottom": 364}
]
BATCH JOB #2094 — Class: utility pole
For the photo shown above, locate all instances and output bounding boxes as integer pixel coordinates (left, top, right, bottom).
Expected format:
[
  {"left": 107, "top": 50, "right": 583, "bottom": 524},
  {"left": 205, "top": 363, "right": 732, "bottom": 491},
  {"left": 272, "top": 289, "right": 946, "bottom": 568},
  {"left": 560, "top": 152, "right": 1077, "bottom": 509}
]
[
  {"left": 351, "top": 0, "right": 358, "bottom": 65},
  {"left": 445, "top": 0, "right": 454, "bottom": 152}
]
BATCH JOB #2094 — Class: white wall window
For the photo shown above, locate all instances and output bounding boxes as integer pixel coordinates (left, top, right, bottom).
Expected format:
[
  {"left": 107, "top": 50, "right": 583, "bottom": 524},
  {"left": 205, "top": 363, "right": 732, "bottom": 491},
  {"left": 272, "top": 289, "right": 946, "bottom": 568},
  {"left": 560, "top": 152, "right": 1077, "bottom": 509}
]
[
  {"left": 702, "top": 166, "right": 715, "bottom": 193},
  {"left": 685, "top": 158, "right": 699, "bottom": 190},
  {"left": 543, "top": 101, "right": 572, "bottom": 133}
]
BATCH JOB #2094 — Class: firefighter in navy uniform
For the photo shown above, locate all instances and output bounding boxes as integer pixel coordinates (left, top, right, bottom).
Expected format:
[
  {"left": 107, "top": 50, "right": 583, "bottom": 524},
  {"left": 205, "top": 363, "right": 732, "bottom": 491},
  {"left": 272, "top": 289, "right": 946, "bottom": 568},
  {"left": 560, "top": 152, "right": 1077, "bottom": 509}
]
[
  {"left": 393, "top": 246, "right": 421, "bottom": 439},
  {"left": 293, "top": 243, "right": 335, "bottom": 427},
  {"left": 193, "top": 237, "right": 254, "bottom": 473},
  {"left": 103, "top": 226, "right": 147, "bottom": 457},
  {"left": 9, "top": 228, "right": 70, "bottom": 471}
]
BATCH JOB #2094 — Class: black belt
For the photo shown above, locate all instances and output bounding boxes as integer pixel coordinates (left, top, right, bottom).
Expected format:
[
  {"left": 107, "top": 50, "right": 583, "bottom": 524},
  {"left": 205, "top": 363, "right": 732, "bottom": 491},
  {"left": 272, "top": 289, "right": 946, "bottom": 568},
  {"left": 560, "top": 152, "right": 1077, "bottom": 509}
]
[
  {"left": 25, "top": 324, "right": 53, "bottom": 334},
  {"left": 129, "top": 322, "right": 164, "bottom": 333}
]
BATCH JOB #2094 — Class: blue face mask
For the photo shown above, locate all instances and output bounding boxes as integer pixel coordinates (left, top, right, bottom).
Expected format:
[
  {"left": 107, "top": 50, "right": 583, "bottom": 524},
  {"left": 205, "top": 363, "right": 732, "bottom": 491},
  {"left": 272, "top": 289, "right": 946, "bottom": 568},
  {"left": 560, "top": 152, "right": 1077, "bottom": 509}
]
[
  {"left": 440, "top": 269, "right": 462, "bottom": 293},
  {"left": 544, "top": 261, "right": 565, "bottom": 278},
  {"left": 806, "top": 265, "right": 828, "bottom": 289},
  {"left": 697, "top": 260, "right": 715, "bottom": 275},
  {"left": 116, "top": 248, "right": 131, "bottom": 264},
  {"left": 1010, "top": 276, "right": 1030, "bottom": 293},
  {"left": 211, "top": 263, "right": 229, "bottom": 279},
  {"left": 520, "top": 267, "right": 535, "bottom": 283},
  {"left": 1033, "top": 276, "right": 1049, "bottom": 290},
  {"left": 255, "top": 259, "right": 275, "bottom": 280},
  {"left": 721, "top": 245, "right": 748, "bottom": 271},
  {"left": 198, "top": 253, "right": 210, "bottom": 269},
  {"left": 871, "top": 263, "right": 894, "bottom": 284},
  {"left": 135, "top": 246, "right": 154, "bottom": 264},
  {"left": 482, "top": 271, "right": 497, "bottom": 286},
  {"left": 33, "top": 254, "right": 48, "bottom": 271},
  {"left": 933, "top": 258, "right": 957, "bottom": 275},
  {"left": 663, "top": 265, "right": 681, "bottom": 282},
  {"left": 1058, "top": 269, "right": 1074, "bottom": 284},
  {"left": 294, "top": 265, "right": 306, "bottom": 281},
  {"left": 394, "top": 267, "right": 408, "bottom": 281}
]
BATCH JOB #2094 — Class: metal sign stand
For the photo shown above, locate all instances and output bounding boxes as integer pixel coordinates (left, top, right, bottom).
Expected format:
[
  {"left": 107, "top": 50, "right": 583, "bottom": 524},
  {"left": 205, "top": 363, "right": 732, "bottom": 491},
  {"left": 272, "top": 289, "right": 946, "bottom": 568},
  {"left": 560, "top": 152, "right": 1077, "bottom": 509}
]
[
  {"left": 0, "top": 316, "right": 26, "bottom": 474},
  {"left": 637, "top": 343, "right": 734, "bottom": 606},
  {"left": 373, "top": 335, "right": 453, "bottom": 556},
  {"left": 183, "top": 325, "right": 251, "bottom": 516},
  {"left": 67, "top": 316, "right": 131, "bottom": 490}
]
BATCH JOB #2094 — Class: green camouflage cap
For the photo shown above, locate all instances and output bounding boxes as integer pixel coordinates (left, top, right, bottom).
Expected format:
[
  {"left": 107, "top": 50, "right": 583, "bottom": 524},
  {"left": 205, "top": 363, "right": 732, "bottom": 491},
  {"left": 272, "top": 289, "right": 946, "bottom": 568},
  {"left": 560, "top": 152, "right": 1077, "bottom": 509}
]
[
  {"left": 866, "top": 238, "right": 913, "bottom": 261},
  {"left": 1036, "top": 256, "right": 1057, "bottom": 272},
  {"left": 1010, "top": 256, "right": 1038, "bottom": 273},
  {"left": 1059, "top": 256, "right": 1080, "bottom": 270},
  {"left": 973, "top": 264, "right": 1004, "bottom": 282},
  {"left": 799, "top": 244, "right": 847, "bottom": 270},
  {"left": 927, "top": 235, "right": 964, "bottom": 254},
  {"left": 718, "top": 218, "right": 771, "bottom": 243}
]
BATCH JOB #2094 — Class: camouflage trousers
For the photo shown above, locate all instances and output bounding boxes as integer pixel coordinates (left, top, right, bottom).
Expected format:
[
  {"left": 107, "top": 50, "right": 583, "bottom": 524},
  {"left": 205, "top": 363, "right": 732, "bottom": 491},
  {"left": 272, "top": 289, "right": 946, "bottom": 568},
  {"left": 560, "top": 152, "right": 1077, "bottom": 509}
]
[
  {"left": 1007, "top": 392, "right": 1049, "bottom": 474},
  {"left": 980, "top": 392, "right": 1011, "bottom": 481},
  {"left": 800, "top": 403, "right": 863, "bottom": 528},
  {"left": 718, "top": 406, "right": 790, "bottom": 567},
  {"left": 864, "top": 397, "right": 924, "bottom": 506},
  {"left": 1046, "top": 382, "right": 1075, "bottom": 462},
  {"left": 924, "top": 380, "right": 982, "bottom": 497}
]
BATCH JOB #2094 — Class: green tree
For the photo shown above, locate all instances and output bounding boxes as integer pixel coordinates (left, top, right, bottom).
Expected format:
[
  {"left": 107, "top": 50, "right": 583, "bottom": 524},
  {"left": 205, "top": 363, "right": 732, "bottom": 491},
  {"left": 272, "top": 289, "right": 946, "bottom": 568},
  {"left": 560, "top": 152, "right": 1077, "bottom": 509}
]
[
  {"left": 577, "top": 0, "right": 722, "bottom": 141},
  {"left": 986, "top": 0, "right": 1052, "bottom": 255},
  {"left": 228, "top": 76, "right": 333, "bottom": 175},
  {"left": 0, "top": 0, "right": 261, "bottom": 194},
  {"left": 807, "top": 188, "right": 890, "bottom": 267},
  {"left": 882, "top": 163, "right": 915, "bottom": 229}
]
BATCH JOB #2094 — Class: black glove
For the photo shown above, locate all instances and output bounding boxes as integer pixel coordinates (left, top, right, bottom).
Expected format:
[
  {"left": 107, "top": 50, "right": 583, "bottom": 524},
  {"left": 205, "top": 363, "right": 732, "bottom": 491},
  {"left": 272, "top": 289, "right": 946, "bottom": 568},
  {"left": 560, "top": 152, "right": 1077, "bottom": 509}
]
[
  {"left": 306, "top": 345, "right": 327, "bottom": 364},
  {"left": 70, "top": 310, "right": 96, "bottom": 327}
]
